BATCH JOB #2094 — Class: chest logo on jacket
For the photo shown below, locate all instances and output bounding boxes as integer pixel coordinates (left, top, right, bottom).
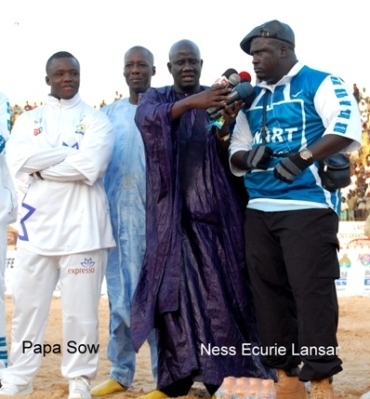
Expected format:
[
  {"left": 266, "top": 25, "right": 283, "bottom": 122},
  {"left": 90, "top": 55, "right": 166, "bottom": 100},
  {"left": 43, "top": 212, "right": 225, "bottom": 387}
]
[
  {"left": 33, "top": 118, "right": 43, "bottom": 136},
  {"left": 75, "top": 117, "right": 86, "bottom": 135}
]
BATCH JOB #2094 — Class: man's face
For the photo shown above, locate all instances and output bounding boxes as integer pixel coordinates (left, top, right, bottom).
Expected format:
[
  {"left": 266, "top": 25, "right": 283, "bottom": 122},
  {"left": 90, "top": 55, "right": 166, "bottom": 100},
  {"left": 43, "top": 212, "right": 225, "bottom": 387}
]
[
  {"left": 167, "top": 46, "right": 203, "bottom": 94},
  {"left": 250, "top": 38, "right": 283, "bottom": 84},
  {"left": 124, "top": 49, "right": 155, "bottom": 94},
  {"left": 46, "top": 57, "right": 80, "bottom": 100}
]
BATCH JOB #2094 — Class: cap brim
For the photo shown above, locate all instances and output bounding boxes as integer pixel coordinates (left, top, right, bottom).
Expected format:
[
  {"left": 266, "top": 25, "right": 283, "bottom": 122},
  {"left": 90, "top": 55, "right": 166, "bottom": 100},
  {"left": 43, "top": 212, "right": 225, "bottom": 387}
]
[{"left": 240, "top": 36, "right": 254, "bottom": 55}]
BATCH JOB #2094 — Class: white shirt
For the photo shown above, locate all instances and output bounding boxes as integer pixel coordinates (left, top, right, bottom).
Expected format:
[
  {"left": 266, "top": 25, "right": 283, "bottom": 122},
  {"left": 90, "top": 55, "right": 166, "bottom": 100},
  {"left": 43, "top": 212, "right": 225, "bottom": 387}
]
[{"left": 6, "top": 93, "right": 115, "bottom": 255}]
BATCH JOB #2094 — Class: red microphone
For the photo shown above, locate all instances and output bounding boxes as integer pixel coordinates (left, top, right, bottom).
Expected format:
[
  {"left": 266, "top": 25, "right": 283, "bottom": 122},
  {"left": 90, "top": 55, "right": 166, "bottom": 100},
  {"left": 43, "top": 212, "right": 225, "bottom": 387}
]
[{"left": 239, "top": 71, "right": 252, "bottom": 82}]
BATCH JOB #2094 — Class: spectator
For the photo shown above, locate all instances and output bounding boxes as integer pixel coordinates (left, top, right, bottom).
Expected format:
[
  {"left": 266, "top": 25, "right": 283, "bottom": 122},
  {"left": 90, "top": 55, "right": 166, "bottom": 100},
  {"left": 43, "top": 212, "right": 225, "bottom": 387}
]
[
  {"left": 24, "top": 101, "right": 32, "bottom": 111},
  {"left": 340, "top": 197, "right": 349, "bottom": 221},
  {"left": 347, "top": 192, "right": 357, "bottom": 221},
  {"left": 353, "top": 83, "right": 361, "bottom": 103}
]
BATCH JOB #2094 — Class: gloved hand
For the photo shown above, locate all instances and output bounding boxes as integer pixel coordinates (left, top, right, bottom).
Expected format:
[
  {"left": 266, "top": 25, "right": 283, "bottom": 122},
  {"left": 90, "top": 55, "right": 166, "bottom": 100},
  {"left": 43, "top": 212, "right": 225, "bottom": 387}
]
[
  {"left": 243, "top": 146, "right": 273, "bottom": 170},
  {"left": 0, "top": 135, "right": 5, "bottom": 155},
  {"left": 274, "top": 152, "right": 313, "bottom": 183}
]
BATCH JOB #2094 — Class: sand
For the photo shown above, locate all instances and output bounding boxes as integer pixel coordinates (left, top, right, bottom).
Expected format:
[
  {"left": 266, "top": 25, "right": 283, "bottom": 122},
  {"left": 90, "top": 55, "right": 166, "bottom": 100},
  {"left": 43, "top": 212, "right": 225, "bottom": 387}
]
[{"left": 2, "top": 296, "right": 370, "bottom": 399}]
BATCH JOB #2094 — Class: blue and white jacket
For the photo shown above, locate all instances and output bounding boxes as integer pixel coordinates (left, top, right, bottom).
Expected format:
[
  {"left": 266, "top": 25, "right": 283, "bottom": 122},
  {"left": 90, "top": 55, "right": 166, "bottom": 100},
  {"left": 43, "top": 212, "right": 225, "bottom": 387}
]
[{"left": 229, "top": 61, "right": 362, "bottom": 214}]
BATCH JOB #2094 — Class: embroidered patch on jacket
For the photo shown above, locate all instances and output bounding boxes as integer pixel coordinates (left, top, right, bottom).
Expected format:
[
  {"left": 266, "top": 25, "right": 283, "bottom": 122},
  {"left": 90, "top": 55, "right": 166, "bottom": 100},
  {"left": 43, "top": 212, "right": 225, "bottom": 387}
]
[
  {"left": 75, "top": 118, "right": 86, "bottom": 135},
  {"left": 33, "top": 118, "right": 43, "bottom": 136}
]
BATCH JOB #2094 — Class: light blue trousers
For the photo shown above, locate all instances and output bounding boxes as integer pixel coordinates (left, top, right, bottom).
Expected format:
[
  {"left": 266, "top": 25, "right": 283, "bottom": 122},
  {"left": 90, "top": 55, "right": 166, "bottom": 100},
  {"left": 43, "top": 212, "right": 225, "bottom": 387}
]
[{"left": 106, "top": 245, "right": 157, "bottom": 387}]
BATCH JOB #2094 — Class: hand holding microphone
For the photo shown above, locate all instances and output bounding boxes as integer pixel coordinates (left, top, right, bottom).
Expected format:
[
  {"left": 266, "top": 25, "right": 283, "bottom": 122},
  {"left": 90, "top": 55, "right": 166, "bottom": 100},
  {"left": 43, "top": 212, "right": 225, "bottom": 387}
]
[
  {"left": 208, "top": 81, "right": 255, "bottom": 120},
  {"left": 207, "top": 70, "right": 255, "bottom": 129},
  {"left": 212, "top": 68, "right": 240, "bottom": 88},
  {"left": 207, "top": 69, "right": 241, "bottom": 116}
]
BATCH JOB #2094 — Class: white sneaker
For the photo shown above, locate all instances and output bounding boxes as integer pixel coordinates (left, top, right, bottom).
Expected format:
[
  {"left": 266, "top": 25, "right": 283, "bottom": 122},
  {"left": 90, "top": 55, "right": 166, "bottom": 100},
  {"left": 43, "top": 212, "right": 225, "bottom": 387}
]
[
  {"left": 0, "top": 381, "right": 33, "bottom": 396},
  {"left": 361, "top": 391, "right": 370, "bottom": 399},
  {"left": 68, "top": 377, "right": 91, "bottom": 399}
]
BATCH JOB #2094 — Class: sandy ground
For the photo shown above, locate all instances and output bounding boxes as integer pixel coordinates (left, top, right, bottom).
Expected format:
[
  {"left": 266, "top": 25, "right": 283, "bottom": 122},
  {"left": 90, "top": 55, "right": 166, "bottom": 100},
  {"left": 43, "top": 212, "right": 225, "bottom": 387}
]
[{"left": 1, "top": 296, "right": 370, "bottom": 399}]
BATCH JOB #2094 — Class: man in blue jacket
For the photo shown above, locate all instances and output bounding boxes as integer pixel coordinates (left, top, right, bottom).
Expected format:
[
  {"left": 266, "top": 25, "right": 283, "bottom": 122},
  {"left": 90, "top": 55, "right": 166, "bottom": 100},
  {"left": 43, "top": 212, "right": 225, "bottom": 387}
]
[{"left": 230, "top": 20, "right": 362, "bottom": 399}]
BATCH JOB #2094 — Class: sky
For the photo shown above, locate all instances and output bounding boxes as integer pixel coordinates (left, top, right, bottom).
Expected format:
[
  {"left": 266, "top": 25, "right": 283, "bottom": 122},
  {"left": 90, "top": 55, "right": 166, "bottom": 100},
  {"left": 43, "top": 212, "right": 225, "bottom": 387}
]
[{"left": 0, "top": 0, "right": 368, "bottom": 108}]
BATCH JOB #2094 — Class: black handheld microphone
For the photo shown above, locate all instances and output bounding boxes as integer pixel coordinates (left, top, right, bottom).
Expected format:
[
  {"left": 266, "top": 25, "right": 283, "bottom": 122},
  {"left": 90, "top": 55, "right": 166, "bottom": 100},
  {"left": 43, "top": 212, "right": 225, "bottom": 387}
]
[
  {"left": 215, "top": 68, "right": 240, "bottom": 88},
  {"left": 207, "top": 69, "right": 241, "bottom": 116},
  {"left": 209, "top": 81, "right": 255, "bottom": 120}
]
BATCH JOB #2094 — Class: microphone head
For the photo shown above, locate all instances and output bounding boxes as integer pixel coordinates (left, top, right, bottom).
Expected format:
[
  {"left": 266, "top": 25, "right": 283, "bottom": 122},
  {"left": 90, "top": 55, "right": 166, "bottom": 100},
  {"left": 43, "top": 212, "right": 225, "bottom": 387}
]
[
  {"left": 222, "top": 68, "right": 238, "bottom": 78},
  {"left": 228, "top": 73, "right": 241, "bottom": 87},
  {"left": 239, "top": 71, "right": 252, "bottom": 82},
  {"left": 234, "top": 82, "right": 254, "bottom": 100}
]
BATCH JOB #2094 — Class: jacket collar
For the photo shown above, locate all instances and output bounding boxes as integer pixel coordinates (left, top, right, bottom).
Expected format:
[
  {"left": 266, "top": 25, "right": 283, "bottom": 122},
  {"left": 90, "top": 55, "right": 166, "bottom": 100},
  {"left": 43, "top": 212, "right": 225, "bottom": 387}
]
[
  {"left": 47, "top": 93, "right": 82, "bottom": 109},
  {"left": 257, "top": 61, "right": 304, "bottom": 89}
]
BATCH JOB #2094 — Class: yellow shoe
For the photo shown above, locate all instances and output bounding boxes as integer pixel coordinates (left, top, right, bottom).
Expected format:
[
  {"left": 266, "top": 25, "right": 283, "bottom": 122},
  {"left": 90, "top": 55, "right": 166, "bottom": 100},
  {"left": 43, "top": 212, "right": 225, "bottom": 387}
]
[
  {"left": 90, "top": 379, "right": 127, "bottom": 396},
  {"left": 137, "top": 390, "right": 169, "bottom": 399}
]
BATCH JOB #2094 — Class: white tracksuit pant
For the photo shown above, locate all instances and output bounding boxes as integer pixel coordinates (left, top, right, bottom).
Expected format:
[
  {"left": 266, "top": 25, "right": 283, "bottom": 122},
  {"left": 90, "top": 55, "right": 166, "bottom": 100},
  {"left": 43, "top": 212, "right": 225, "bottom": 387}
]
[{"left": 1, "top": 248, "right": 107, "bottom": 385}]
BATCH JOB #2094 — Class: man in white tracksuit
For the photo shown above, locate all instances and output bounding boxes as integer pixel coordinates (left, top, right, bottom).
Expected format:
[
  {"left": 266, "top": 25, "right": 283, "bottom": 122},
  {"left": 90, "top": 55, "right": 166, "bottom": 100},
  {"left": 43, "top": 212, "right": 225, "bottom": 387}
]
[
  {"left": 0, "top": 92, "right": 17, "bottom": 376},
  {"left": 0, "top": 52, "right": 115, "bottom": 399}
]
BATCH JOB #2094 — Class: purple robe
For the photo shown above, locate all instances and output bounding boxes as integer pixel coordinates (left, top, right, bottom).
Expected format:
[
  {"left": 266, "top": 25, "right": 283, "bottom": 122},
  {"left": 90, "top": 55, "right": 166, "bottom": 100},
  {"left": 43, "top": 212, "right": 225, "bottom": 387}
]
[{"left": 131, "top": 86, "right": 274, "bottom": 388}]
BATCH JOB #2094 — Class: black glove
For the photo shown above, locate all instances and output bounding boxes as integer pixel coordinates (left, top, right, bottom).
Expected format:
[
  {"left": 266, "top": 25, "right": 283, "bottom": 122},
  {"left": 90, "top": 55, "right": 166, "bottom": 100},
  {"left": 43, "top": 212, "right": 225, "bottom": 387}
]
[
  {"left": 274, "top": 152, "right": 313, "bottom": 183},
  {"left": 243, "top": 146, "right": 273, "bottom": 170}
]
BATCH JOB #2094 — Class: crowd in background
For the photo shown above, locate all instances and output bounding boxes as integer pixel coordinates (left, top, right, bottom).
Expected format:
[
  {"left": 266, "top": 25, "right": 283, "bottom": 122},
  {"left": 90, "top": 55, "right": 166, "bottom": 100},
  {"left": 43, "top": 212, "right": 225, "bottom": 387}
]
[{"left": 340, "top": 84, "right": 370, "bottom": 221}]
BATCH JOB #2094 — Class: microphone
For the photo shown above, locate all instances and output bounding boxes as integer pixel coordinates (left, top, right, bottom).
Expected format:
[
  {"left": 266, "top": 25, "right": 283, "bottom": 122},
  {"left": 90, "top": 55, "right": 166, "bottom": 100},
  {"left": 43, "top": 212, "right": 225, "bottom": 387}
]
[
  {"left": 239, "top": 71, "right": 252, "bottom": 83},
  {"left": 207, "top": 69, "right": 241, "bottom": 116},
  {"left": 209, "top": 81, "right": 255, "bottom": 120},
  {"left": 214, "top": 68, "right": 239, "bottom": 87},
  {"left": 225, "top": 72, "right": 241, "bottom": 87},
  {"left": 238, "top": 72, "right": 255, "bottom": 108}
]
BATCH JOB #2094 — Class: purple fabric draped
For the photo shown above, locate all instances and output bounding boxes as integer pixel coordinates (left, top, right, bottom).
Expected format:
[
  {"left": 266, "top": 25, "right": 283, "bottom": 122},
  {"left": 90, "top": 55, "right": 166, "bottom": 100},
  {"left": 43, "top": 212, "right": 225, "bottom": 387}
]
[{"left": 131, "top": 86, "right": 274, "bottom": 387}]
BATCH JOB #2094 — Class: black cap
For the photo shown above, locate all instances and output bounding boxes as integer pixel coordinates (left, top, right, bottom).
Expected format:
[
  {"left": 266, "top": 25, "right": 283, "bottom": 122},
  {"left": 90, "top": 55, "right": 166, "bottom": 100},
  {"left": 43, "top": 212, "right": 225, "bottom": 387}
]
[{"left": 240, "top": 20, "right": 295, "bottom": 55}]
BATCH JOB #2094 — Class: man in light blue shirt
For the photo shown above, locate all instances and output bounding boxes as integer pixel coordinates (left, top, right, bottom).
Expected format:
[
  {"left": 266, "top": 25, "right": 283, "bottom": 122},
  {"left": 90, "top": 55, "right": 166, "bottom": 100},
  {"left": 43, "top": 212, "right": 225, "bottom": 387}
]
[{"left": 91, "top": 46, "right": 157, "bottom": 397}]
